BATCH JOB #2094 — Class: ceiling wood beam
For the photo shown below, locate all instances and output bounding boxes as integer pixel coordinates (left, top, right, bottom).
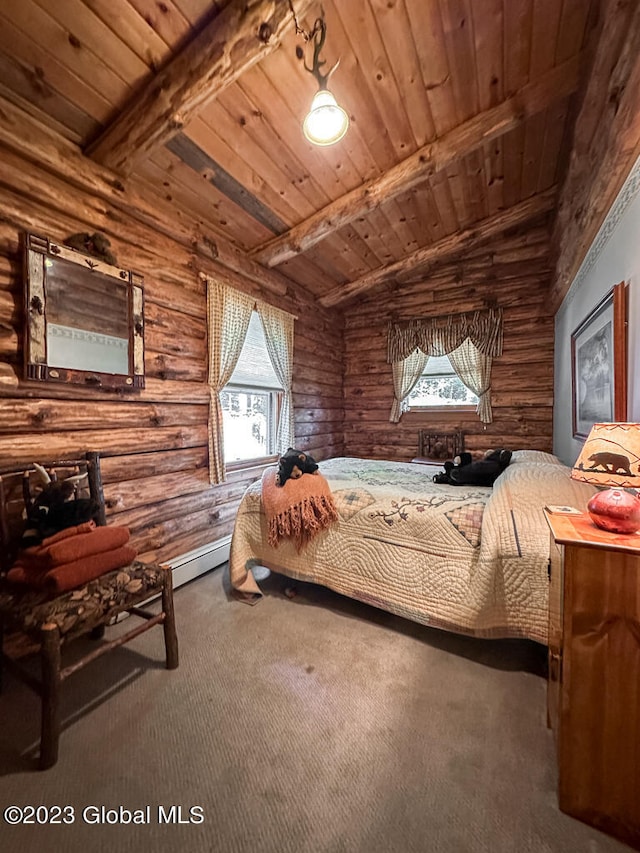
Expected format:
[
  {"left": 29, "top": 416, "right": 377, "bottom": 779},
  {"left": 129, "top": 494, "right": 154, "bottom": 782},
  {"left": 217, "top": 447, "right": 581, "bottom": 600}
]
[
  {"left": 251, "top": 54, "right": 583, "bottom": 268},
  {"left": 0, "top": 95, "right": 295, "bottom": 299},
  {"left": 319, "top": 188, "right": 557, "bottom": 308},
  {"left": 85, "top": 0, "right": 315, "bottom": 176}
]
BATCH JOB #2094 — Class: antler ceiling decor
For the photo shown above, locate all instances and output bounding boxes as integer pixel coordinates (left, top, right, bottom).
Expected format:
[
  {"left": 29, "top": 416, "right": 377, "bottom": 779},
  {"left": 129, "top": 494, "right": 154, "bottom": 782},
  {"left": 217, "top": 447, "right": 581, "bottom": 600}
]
[{"left": 289, "top": 2, "right": 349, "bottom": 147}]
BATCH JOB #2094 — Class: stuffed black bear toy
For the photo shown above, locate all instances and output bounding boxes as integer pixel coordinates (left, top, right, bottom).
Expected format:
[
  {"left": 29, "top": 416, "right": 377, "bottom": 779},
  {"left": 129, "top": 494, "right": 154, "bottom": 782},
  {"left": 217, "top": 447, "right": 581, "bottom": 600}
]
[
  {"left": 433, "top": 449, "right": 512, "bottom": 487},
  {"left": 434, "top": 451, "right": 473, "bottom": 482},
  {"left": 275, "top": 447, "right": 319, "bottom": 487}
]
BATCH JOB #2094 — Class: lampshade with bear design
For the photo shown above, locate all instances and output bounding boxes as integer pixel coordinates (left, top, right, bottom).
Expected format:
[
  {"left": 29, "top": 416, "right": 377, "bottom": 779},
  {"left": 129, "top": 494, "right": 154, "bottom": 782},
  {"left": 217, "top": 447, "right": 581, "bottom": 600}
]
[{"left": 571, "top": 423, "right": 640, "bottom": 533}]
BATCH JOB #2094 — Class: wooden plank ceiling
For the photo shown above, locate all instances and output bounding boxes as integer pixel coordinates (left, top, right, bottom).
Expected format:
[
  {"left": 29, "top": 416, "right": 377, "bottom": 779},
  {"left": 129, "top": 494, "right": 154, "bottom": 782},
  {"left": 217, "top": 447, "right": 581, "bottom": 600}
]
[{"left": 0, "top": 0, "right": 602, "bottom": 305}]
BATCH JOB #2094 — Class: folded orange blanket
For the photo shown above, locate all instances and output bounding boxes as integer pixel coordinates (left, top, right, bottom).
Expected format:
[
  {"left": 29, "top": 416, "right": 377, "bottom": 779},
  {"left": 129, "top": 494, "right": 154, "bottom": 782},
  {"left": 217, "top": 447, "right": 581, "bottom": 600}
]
[
  {"left": 7, "top": 545, "right": 138, "bottom": 594},
  {"left": 261, "top": 467, "right": 338, "bottom": 551},
  {"left": 16, "top": 525, "right": 130, "bottom": 572},
  {"left": 40, "top": 521, "right": 96, "bottom": 546}
]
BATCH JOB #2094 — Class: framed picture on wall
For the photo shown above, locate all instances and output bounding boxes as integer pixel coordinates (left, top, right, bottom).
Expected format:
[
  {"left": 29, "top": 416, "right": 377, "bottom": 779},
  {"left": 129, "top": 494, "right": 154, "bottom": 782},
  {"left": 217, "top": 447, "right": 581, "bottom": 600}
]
[{"left": 571, "top": 281, "right": 628, "bottom": 440}]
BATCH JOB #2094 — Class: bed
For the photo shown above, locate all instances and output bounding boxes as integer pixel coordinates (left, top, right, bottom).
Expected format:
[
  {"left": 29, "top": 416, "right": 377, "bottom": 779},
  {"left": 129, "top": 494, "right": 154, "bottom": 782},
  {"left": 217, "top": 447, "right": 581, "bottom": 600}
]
[{"left": 229, "top": 450, "right": 597, "bottom": 644}]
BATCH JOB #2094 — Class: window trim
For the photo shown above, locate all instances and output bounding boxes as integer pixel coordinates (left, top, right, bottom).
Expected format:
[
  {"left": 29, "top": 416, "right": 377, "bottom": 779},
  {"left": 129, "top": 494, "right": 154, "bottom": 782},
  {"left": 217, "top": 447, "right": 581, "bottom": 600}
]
[
  {"left": 406, "top": 354, "right": 477, "bottom": 411},
  {"left": 226, "top": 454, "right": 279, "bottom": 473},
  {"left": 407, "top": 404, "right": 477, "bottom": 413},
  {"left": 221, "top": 383, "right": 283, "bottom": 466}
]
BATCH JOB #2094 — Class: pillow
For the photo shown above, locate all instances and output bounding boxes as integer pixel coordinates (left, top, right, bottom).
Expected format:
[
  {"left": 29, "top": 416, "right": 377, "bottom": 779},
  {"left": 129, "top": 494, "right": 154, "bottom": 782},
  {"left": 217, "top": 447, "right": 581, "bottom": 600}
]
[
  {"left": 493, "top": 457, "right": 597, "bottom": 512},
  {"left": 509, "top": 449, "right": 563, "bottom": 466}
]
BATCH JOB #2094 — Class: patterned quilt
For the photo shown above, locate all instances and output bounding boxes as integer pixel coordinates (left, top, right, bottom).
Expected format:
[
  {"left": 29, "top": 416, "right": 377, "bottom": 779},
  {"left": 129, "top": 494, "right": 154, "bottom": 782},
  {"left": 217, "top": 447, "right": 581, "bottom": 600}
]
[{"left": 229, "top": 452, "right": 597, "bottom": 644}]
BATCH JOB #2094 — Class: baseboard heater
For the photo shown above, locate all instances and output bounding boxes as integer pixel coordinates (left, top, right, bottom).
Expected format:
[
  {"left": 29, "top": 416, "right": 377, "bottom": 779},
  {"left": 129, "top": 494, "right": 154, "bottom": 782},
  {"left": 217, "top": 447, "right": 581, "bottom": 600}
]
[
  {"left": 167, "top": 535, "right": 232, "bottom": 589},
  {"left": 113, "top": 537, "right": 231, "bottom": 624}
]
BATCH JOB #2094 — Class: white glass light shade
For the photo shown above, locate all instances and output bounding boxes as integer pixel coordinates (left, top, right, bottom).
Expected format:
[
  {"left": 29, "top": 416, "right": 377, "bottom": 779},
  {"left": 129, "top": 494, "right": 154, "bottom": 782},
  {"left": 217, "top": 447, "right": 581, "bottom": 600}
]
[{"left": 303, "top": 89, "right": 349, "bottom": 146}]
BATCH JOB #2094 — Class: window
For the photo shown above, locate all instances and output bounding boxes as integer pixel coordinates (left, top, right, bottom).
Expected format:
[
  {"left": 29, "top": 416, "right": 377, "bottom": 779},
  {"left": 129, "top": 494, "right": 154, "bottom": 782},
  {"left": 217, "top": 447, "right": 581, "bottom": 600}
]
[
  {"left": 407, "top": 354, "right": 477, "bottom": 408},
  {"left": 222, "top": 311, "right": 282, "bottom": 464}
]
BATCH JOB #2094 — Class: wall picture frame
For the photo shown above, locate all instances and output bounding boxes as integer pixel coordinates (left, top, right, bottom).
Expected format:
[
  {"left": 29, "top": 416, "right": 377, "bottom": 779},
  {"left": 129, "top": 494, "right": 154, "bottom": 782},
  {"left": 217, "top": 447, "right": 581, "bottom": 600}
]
[{"left": 571, "top": 281, "right": 628, "bottom": 440}]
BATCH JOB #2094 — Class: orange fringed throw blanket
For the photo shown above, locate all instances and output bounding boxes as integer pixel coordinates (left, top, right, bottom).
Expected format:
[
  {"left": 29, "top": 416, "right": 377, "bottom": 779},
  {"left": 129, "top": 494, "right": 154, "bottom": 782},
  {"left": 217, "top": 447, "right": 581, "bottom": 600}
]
[{"left": 261, "top": 468, "right": 338, "bottom": 551}]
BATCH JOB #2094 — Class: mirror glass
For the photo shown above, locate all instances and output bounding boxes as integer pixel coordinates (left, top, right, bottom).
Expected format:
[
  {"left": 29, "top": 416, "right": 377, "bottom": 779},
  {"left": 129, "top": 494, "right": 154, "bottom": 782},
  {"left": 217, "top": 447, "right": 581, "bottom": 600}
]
[{"left": 45, "top": 256, "right": 129, "bottom": 374}]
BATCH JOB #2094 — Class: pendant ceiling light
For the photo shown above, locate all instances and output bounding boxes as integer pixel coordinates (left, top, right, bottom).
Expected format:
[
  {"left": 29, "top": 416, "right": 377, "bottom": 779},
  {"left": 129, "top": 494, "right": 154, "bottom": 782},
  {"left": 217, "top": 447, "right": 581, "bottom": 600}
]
[
  {"left": 303, "top": 89, "right": 349, "bottom": 146},
  {"left": 290, "top": 4, "right": 349, "bottom": 146}
]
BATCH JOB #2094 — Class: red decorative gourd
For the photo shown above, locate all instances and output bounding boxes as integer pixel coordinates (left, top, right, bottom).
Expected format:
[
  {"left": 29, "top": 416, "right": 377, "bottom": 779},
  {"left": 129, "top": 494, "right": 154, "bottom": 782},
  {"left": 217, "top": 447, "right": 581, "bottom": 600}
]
[{"left": 587, "top": 488, "right": 640, "bottom": 534}]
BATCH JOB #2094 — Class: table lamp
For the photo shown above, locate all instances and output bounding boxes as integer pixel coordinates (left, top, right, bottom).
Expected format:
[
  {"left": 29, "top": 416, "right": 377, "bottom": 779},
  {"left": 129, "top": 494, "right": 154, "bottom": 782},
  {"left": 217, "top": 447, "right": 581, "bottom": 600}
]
[{"left": 571, "top": 422, "right": 640, "bottom": 533}]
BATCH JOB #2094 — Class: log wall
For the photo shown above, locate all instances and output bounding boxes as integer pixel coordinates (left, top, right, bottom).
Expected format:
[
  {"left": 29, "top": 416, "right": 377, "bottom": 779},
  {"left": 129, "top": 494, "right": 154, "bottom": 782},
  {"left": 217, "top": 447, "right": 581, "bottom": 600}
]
[
  {"left": 0, "top": 144, "right": 344, "bottom": 565},
  {"left": 343, "top": 227, "right": 555, "bottom": 460},
  {"left": 550, "top": 0, "right": 640, "bottom": 309}
]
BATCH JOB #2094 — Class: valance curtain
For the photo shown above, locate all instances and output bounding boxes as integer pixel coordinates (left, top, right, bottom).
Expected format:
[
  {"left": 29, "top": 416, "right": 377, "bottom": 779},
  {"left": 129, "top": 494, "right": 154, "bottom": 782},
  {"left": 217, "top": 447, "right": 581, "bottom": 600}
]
[
  {"left": 206, "top": 280, "right": 296, "bottom": 484},
  {"left": 387, "top": 308, "right": 503, "bottom": 424}
]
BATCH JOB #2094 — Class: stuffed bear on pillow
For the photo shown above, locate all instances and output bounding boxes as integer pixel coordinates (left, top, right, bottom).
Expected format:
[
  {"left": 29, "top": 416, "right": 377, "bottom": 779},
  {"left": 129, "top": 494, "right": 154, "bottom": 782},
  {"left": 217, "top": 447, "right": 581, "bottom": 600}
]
[
  {"left": 275, "top": 447, "right": 319, "bottom": 487},
  {"left": 433, "top": 449, "right": 512, "bottom": 487}
]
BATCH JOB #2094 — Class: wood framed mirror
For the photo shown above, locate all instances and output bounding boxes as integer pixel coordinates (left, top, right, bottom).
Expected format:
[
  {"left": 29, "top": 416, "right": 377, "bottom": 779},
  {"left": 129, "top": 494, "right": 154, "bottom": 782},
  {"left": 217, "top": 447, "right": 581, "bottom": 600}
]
[{"left": 23, "top": 232, "right": 145, "bottom": 391}]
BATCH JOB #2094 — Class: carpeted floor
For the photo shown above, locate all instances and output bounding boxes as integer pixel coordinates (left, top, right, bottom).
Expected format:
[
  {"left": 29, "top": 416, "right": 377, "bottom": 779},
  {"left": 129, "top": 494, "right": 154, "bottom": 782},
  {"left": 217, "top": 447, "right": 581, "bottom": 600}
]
[{"left": 0, "top": 565, "right": 633, "bottom": 853}]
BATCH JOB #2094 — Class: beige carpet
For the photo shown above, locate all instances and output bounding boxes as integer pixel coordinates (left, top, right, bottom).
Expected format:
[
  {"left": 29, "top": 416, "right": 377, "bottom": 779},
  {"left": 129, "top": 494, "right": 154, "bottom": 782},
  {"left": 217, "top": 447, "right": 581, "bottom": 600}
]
[{"left": 0, "top": 566, "right": 633, "bottom": 853}]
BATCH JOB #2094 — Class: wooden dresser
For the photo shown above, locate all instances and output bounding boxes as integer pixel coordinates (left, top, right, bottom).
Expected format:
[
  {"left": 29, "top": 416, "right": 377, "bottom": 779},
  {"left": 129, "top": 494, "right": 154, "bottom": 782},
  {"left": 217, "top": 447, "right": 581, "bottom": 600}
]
[{"left": 545, "top": 511, "right": 640, "bottom": 850}]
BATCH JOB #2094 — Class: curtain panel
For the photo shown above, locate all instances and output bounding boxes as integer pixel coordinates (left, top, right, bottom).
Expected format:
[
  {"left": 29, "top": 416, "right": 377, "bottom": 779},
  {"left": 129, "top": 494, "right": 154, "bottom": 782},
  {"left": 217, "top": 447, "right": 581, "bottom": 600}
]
[
  {"left": 390, "top": 349, "right": 428, "bottom": 423},
  {"left": 206, "top": 281, "right": 254, "bottom": 484},
  {"left": 387, "top": 308, "right": 503, "bottom": 424},
  {"left": 256, "top": 301, "right": 294, "bottom": 454}
]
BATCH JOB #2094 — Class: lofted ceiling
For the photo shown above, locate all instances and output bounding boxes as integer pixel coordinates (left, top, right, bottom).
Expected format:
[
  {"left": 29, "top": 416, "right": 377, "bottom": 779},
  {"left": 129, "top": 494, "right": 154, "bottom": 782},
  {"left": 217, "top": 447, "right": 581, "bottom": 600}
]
[{"left": 0, "top": 0, "right": 603, "bottom": 306}]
